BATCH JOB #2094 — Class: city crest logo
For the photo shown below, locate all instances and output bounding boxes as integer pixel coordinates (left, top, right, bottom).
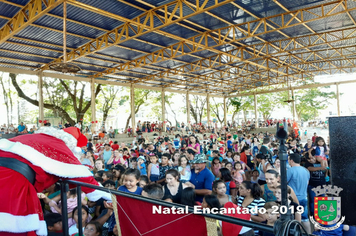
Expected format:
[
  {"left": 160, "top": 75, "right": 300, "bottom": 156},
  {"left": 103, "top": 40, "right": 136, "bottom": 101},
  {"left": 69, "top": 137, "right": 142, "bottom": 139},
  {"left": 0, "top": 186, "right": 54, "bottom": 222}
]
[{"left": 310, "top": 185, "right": 345, "bottom": 231}]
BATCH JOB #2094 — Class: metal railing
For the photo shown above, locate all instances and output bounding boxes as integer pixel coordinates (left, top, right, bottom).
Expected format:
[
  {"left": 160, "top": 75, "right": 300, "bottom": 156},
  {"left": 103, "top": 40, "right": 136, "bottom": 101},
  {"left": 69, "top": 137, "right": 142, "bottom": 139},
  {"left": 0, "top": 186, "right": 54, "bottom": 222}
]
[{"left": 59, "top": 179, "right": 274, "bottom": 236}]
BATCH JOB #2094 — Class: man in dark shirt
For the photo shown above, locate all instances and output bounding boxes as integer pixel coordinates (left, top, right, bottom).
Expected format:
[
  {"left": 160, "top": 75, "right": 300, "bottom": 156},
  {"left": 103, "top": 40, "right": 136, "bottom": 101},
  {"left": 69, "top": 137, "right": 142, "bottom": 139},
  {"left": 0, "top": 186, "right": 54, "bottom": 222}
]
[{"left": 64, "top": 122, "right": 71, "bottom": 128}]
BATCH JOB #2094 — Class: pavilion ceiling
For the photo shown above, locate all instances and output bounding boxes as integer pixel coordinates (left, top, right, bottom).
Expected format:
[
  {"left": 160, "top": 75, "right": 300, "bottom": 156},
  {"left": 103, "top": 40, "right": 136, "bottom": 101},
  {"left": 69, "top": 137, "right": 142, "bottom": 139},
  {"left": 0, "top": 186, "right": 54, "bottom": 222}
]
[{"left": 0, "top": 0, "right": 356, "bottom": 96}]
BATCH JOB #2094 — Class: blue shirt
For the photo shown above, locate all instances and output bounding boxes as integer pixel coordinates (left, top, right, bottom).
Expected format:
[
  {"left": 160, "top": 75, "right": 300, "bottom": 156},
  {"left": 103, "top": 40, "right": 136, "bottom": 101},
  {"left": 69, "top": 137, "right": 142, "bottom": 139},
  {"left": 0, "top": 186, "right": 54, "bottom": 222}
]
[
  {"left": 189, "top": 167, "right": 215, "bottom": 202},
  {"left": 18, "top": 125, "right": 25, "bottom": 132},
  {"left": 287, "top": 166, "right": 310, "bottom": 201},
  {"left": 103, "top": 150, "right": 112, "bottom": 163},
  {"left": 118, "top": 185, "right": 142, "bottom": 195},
  {"left": 139, "top": 163, "right": 147, "bottom": 175},
  {"left": 227, "top": 140, "right": 233, "bottom": 149}
]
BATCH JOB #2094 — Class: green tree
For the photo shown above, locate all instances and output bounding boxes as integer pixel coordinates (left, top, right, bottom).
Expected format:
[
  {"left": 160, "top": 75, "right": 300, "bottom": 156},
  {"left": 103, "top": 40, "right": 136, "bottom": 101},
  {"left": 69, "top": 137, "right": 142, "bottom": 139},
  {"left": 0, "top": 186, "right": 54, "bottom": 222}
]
[
  {"left": 189, "top": 95, "right": 206, "bottom": 124},
  {"left": 120, "top": 88, "right": 157, "bottom": 130},
  {"left": 210, "top": 97, "right": 223, "bottom": 125},
  {"left": 257, "top": 93, "right": 279, "bottom": 121},
  {"left": 279, "top": 87, "right": 336, "bottom": 121},
  {"left": 228, "top": 97, "right": 242, "bottom": 121},
  {"left": 10, "top": 74, "right": 101, "bottom": 125},
  {"left": 240, "top": 95, "right": 254, "bottom": 121},
  {"left": 97, "top": 85, "right": 121, "bottom": 124}
]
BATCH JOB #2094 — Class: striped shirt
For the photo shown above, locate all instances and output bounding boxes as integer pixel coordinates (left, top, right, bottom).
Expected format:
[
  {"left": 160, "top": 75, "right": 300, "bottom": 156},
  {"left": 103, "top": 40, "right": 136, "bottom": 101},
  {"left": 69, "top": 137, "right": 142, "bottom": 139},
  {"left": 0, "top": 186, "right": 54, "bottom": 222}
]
[{"left": 237, "top": 196, "right": 266, "bottom": 216}]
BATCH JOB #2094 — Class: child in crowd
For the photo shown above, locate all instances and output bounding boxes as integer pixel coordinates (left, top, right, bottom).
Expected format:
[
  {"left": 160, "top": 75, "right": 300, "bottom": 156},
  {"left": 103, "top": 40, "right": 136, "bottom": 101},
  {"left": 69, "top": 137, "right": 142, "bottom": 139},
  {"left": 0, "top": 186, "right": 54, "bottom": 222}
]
[
  {"left": 102, "top": 171, "right": 113, "bottom": 184},
  {"left": 219, "top": 168, "right": 237, "bottom": 198},
  {"left": 250, "top": 169, "right": 259, "bottom": 183},
  {"left": 118, "top": 168, "right": 142, "bottom": 195},
  {"left": 44, "top": 213, "right": 63, "bottom": 236},
  {"left": 137, "top": 156, "right": 147, "bottom": 175},
  {"left": 312, "top": 137, "right": 330, "bottom": 181},
  {"left": 157, "top": 153, "right": 174, "bottom": 184},
  {"left": 178, "top": 155, "right": 191, "bottom": 183},
  {"left": 261, "top": 202, "right": 280, "bottom": 236},
  {"left": 225, "top": 162, "right": 233, "bottom": 172},
  {"left": 225, "top": 151, "right": 233, "bottom": 163},
  {"left": 212, "top": 180, "right": 234, "bottom": 206},
  {"left": 147, "top": 153, "right": 160, "bottom": 183},
  {"left": 139, "top": 175, "right": 149, "bottom": 188},
  {"left": 211, "top": 157, "right": 222, "bottom": 179},
  {"left": 274, "top": 185, "right": 301, "bottom": 222},
  {"left": 130, "top": 157, "right": 138, "bottom": 169},
  {"left": 112, "top": 165, "right": 126, "bottom": 189},
  {"left": 231, "top": 162, "right": 245, "bottom": 185}
]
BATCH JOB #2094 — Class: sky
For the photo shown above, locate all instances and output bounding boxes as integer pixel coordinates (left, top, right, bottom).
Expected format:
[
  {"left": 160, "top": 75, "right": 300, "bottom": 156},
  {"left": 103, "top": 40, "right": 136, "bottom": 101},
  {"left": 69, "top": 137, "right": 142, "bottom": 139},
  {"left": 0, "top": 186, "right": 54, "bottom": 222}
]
[{"left": 1, "top": 72, "right": 356, "bottom": 128}]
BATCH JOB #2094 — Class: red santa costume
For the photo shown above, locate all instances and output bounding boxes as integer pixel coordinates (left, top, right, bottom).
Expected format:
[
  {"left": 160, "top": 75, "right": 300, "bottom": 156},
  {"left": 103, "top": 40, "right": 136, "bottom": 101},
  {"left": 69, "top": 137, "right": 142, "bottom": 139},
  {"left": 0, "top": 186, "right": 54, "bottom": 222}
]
[{"left": 0, "top": 127, "right": 111, "bottom": 236}]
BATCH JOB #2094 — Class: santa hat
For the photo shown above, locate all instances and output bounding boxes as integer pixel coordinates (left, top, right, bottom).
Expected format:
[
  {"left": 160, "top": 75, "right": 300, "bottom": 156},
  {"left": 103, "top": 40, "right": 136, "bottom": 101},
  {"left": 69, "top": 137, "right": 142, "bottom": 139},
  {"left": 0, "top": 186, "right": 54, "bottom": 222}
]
[
  {"left": 0, "top": 127, "right": 110, "bottom": 201},
  {"left": 35, "top": 126, "right": 87, "bottom": 160}
]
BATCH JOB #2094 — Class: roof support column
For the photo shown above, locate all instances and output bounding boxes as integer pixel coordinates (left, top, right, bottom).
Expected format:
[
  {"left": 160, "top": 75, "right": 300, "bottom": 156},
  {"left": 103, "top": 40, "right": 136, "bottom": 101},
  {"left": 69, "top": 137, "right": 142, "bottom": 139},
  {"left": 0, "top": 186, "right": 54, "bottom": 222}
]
[
  {"left": 186, "top": 91, "right": 190, "bottom": 126},
  {"left": 291, "top": 89, "right": 296, "bottom": 121},
  {"left": 254, "top": 93, "right": 259, "bottom": 128},
  {"left": 90, "top": 78, "right": 96, "bottom": 131},
  {"left": 38, "top": 72, "right": 44, "bottom": 126},
  {"left": 223, "top": 97, "right": 227, "bottom": 126},
  {"left": 162, "top": 88, "right": 166, "bottom": 132},
  {"left": 336, "top": 84, "right": 340, "bottom": 116},
  {"left": 130, "top": 84, "right": 136, "bottom": 131},
  {"left": 207, "top": 93, "right": 211, "bottom": 128}
]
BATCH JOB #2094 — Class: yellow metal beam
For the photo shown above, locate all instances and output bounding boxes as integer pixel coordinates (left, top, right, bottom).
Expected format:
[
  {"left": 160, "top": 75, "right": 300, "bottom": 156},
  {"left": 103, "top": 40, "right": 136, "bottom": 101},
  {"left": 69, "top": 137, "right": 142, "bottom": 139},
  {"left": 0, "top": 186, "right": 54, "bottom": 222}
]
[
  {"left": 40, "top": 0, "right": 236, "bottom": 70},
  {"left": 96, "top": 0, "right": 353, "bottom": 81},
  {"left": 0, "top": 0, "right": 65, "bottom": 44}
]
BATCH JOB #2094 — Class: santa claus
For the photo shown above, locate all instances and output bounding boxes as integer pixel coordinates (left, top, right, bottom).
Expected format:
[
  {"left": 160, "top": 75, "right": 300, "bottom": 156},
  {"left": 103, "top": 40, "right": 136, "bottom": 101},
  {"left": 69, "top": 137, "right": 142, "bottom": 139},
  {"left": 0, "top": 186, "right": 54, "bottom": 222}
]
[{"left": 0, "top": 126, "right": 111, "bottom": 235}]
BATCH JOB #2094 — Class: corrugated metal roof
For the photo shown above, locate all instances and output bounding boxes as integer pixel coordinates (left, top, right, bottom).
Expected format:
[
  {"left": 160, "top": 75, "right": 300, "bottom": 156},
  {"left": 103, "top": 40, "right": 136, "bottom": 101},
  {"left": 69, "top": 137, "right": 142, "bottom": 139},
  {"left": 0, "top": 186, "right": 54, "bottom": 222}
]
[
  {"left": 0, "top": 0, "right": 355, "bottom": 95},
  {"left": 34, "top": 15, "right": 106, "bottom": 39},
  {"left": 0, "top": 2, "right": 20, "bottom": 18}
]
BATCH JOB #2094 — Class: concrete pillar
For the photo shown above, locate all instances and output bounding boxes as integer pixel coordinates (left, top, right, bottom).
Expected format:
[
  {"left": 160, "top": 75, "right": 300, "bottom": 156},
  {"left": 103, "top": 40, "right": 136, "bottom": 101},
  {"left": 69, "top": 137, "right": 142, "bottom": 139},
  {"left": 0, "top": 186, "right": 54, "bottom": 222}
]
[
  {"left": 223, "top": 97, "right": 227, "bottom": 126},
  {"left": 130, "top": 84, "right": 136, "bottom": 130},
  {"left": 38, "top": 72, "right": 44, "bottom": 126},
  {"left": 291, "top": 89, "right": 296, "bottom": 121},
  {"left": 254, "top": 93, "right": 259, "bottom": 128},
  {"left": 90, "top": 78, "right": 96, "bottom": 131},
  {"left": 186, "top": 92, "right": 190, "bottom": 125},
  {"left": 162, "top": 88, "right": 166, "bottom": 132},
  {"left": 336, "top": 84, "right": 340, "bottom": 116},
  {"left": 207, "top": 93, "right": 211, "bottom": 127}
]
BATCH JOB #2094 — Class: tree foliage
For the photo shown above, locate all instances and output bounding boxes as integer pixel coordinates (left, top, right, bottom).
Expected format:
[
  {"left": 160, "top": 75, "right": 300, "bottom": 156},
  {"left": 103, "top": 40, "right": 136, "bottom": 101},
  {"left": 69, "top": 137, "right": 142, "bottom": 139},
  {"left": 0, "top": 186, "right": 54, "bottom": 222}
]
[
  {"left": 97, "top": 85, "right": 121, "bottom": 124},
  {"left": 189, "top": 95, "right": 206, "bottom": 124},
  {"left": 120, "top": 88, "right": 157, "bottom": 130},
  {"left": 279, "top": 87, "right": 336, "bottom": 121},
  {"left": 257, "top": 93, "right": 280, "bottom": 120},
  {"left": 10, "top": 73, "right": 101, "bottom": 125}
]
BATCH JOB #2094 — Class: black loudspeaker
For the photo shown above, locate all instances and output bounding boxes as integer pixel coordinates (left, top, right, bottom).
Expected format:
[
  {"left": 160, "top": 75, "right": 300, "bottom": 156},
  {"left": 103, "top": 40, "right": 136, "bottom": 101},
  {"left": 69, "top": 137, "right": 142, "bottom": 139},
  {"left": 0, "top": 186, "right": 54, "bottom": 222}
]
[{"left": 329, "top": 116, "right": 356, "bottom": 226}]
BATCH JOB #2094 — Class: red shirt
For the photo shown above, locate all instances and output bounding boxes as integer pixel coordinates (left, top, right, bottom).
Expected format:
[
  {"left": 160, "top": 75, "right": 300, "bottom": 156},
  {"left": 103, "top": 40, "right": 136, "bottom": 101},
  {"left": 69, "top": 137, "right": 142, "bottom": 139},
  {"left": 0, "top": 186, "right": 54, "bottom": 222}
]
[
  {"left": 312, "top": 136, "right": 318, "bottom": 143},
  {"left": 111, "top": 144, "right": 119, "bottom": 151},
  {"left": 240, "top": 152, "right": 247, "bottom": 164},
  {"left": 123, "top": 155, "right": 130, "bottom": 161}
]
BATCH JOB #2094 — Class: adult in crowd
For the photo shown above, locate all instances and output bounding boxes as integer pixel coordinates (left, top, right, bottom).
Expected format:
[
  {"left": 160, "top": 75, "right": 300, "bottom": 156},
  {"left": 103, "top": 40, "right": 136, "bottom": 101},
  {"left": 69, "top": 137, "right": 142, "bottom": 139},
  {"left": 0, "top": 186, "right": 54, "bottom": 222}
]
[
  {"left": 108, "top": 126, "right": 115, "bottom": 139},
  {"left": 237, "top": 181, "right": 266, "bottom": 223},
  {"left": 186, "top": 154, "right": 214, "bottom": 202},
  {"left": 287, "top": 153, "right": 311, "bottom": 234},
  {"left": 162, "top": 169, "right": 188, "bottom": 204},
  {"left": 17, "top": 122, "right": 26, "bottom": 133},
  {"left": 102, "top": 144, "right": 112, "bottom": 169},
  {"left": 304, "top": 151, "right": 327, "bottom": 216}
]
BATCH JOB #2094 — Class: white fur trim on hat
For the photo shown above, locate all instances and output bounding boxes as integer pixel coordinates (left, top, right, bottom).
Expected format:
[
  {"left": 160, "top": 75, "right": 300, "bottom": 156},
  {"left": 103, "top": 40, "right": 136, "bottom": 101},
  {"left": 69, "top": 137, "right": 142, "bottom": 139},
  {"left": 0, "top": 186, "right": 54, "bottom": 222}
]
[
  {"left": 0, "top": 213, "right": 47, "bottom": 235},
  {"left": 0, "top": 139, "right": 92, "bottom": 178}
]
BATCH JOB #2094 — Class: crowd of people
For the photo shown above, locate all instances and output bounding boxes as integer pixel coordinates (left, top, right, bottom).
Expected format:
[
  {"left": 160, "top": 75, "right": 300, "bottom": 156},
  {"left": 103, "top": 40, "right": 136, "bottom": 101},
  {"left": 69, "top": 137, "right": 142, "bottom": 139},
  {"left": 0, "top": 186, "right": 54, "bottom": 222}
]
[{"left": 2, "top": 118, "right": 352, "bottom": 236}]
